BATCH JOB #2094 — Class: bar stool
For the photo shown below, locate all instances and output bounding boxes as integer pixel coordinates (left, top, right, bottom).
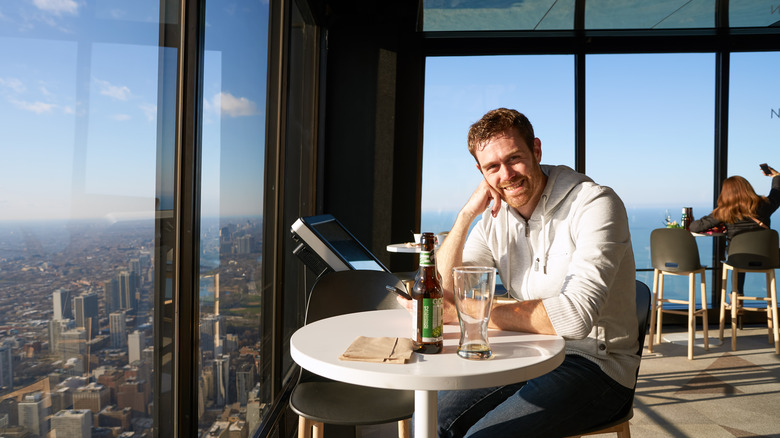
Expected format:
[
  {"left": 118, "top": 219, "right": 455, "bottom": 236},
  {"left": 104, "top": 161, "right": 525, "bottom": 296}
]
[
  {"left": 719, "top": 229, "right": 780, "bottom": 354},
  {"left": 648, "top": 228, "right": 709, "bottom": 360}
]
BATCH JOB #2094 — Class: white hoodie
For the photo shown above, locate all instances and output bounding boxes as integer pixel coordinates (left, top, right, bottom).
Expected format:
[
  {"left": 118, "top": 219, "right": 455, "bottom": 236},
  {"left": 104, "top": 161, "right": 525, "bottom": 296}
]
[{"left": 463, "top": 165, "right": 639, "bottom": 389}]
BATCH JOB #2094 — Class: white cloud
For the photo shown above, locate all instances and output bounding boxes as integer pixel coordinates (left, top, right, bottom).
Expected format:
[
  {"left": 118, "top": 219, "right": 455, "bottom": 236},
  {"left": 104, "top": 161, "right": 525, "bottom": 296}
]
[
  {"left": 11, "top": 99, "right": 55, "bottom": 114},
  {"left": 217, "top": 92, "right": 258, "bottom": 117},
  {"left": 111, "top": 114, "right": 131, "bottom": 121},
  {"left": 95, "top": 78, "right": 131, "bottom": 101},
  {"left": 0, "top": 77, "right": 26, "bottom": 93},
  {"left": 139, "top": 103, "right": 156, "bottom": 122},
  {"left": 33, "top": 0, "right": 79, "bottom": 15}
]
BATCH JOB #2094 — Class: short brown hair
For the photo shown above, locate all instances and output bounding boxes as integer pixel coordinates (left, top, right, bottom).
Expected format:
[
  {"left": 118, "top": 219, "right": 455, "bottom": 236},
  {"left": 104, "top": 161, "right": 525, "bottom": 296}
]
[{"left": 467, "top": 108, "right": 535, "bottom": 161}]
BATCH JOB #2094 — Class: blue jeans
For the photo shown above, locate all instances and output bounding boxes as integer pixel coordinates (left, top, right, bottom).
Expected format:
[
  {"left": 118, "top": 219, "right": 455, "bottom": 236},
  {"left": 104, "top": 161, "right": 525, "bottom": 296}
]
[{"left": 437, "top": 354, "right": 634, "bottom": 438}]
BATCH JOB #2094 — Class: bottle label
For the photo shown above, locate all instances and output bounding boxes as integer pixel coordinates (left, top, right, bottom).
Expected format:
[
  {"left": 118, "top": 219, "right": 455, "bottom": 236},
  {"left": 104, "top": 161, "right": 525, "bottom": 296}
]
[
  {"left": 419, "top": 250, "right": 434, "bottom": 267},
  {"left": 421, "top": 297, "right": 443, "bottom": 342}
]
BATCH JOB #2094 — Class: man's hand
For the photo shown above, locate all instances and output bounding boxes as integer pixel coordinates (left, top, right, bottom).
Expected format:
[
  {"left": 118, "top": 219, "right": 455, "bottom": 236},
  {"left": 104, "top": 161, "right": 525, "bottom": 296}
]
[
  {"left": 462, "top": 179, "right": 502, "bottom": 220},
  {"left": 396, "top": 295, "right": 460, "bottom": 324}
]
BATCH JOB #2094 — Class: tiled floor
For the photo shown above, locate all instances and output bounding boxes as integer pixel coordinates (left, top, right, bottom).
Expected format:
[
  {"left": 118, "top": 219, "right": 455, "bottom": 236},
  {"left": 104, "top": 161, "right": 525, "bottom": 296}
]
[{"left": 598, "top": 325, "right": 780, "bottom": 438}]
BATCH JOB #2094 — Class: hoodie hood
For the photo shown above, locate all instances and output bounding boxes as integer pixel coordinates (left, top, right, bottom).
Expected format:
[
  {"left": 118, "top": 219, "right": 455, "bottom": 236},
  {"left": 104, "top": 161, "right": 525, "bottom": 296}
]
[{"left": 536, "top": 164, "right": 594, "bottom": 218}]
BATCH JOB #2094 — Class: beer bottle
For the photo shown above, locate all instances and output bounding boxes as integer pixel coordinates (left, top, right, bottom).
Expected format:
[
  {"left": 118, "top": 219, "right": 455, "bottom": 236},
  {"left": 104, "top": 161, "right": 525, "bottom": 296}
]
[{"left": 412, "top": 232, "right": 443, "bottom": 354}]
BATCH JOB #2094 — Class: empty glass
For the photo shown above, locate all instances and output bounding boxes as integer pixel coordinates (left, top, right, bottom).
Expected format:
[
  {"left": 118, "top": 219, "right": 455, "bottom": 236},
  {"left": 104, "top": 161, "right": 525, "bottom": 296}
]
[{"left": 452, "top": 266, "right": 496, "bottom": 360}]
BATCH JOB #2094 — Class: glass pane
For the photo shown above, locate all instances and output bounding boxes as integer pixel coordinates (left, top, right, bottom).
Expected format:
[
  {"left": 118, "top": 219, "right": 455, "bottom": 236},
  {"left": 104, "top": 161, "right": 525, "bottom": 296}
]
[
  {"left": 0, "top": 2, "right": 165, "bottom": 436},
  {"left": 422, "top": 0, "right": 575, "bottom": 31},
  {"left": 422, "top": 55, "right": 574, "bottom": 235},
  {"left": 727, "top": 51, "right": 780, "bottom": 302},
  {"left": 586, "top": 53, "right": 715, "bottom": 304},
  {"left": 198, "top": 1, "right": 269, "bottom": 436},
  {"left": 730, "top": 1, "right": 780, "bottom": 27},
  {"left": 585, "top": 0, "right": 715, "bottom": 29}
]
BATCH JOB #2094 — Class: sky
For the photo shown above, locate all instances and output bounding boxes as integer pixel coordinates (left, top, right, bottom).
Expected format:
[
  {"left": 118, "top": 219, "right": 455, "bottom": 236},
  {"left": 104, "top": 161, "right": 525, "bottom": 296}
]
[
  {"left": 0, "top": 0, "right": 267, "bottom": 222},
  {"left": 0, "top": 1, "right": 778, "bottom": 225},
  {"left": 421, "top": 52, "right": 780, "bottom": 228}
]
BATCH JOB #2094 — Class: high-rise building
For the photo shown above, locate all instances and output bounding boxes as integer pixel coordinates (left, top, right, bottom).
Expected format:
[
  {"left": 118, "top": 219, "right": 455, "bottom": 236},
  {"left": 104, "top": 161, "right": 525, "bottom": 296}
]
[
  {"left": 52, "top": 289, "right": 72, "bottom": 320},
  {"left": 103, "top": 278, "right": 120, "bottom": 314},
  {"left": 60, "top": 328, "right": 87, "bottom": 366},
  {"left": 109, "top": 311, "right": 127, "bottom": 349},
  {"left": 214, "top": 355, "right": 230, "bottom": 407},
  {"left": 127, "top": 331, "right": 145, "bottom": 364},
  {"left": 48, "top": 319, "right": 73, "bottom": 355},
  {"left": 0, "top": 344, "right": 13, "bottom": 390},
  {"left": 73, "top": 293, "right": 99, "bottom": 339},
  {"left": 51, "top": 409, "right": 91, "bottom": 438},
  {"left": 118, "top": 270, "right": 137, "bottom": 313},
  {"left": 18, "top": 391, "right": 49, "bottom": 438},
  {"left": 236, "top": 363, "right": 256, "bottom": 406}
]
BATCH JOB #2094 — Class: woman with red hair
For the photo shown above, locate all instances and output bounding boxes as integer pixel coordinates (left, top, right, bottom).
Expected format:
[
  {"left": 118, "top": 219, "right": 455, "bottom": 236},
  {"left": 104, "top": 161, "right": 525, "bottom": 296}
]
[{"left": 690, "top": 166, "right": 780, "bottom": 293}]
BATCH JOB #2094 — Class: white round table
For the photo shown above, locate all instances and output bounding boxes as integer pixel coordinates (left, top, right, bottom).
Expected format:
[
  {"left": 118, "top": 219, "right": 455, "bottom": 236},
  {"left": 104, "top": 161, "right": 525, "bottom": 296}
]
[
  {"left": 386, "top": 242, "right": 422, "bottom": 253},
  {"left": 290, "top": 309, "right": 565, "bottom": 438}
]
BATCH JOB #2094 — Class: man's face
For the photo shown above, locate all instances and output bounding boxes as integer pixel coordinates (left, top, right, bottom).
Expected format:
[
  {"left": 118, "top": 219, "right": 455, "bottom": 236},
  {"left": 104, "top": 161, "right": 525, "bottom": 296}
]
[{"left": 475, "top": 130, "right": 546, "bottom": 218}]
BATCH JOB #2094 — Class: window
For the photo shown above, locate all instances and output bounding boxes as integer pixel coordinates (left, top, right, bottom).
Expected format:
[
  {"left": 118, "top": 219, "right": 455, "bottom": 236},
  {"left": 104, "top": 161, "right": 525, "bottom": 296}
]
[
  {"left": 421, "top": 55, "right": 574, "bottom": 235},
  {"left": 0, "top": 1, "right": 275, "bottom": 436},
  {"left": 727, "top": 51, "right": 780, "bottom": 300},
  {"left": 586, "top": 53, "right": 715, "bottom": 304},
  {"left": 0, "top": 2, "right": 167, "bottom": 436},
  {"left": 197, "top": 1, "right": 269, "bottom": 435}
]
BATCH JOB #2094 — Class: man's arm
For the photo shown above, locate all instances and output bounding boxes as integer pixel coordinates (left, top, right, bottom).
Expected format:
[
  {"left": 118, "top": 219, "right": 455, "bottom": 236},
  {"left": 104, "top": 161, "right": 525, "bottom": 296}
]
[
  {"left": 435, "top": 180, "right": 501, "bottom": 323},
  {"left": 490, "top": 300, "right": 557, "bottom": 335}
]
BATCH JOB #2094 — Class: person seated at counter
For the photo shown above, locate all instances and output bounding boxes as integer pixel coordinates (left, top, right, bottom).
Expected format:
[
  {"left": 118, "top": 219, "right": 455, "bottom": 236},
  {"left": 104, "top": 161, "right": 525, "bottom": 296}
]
[
  {"left": 689, "top": 165, "right": 780, "bottom": 294},
  {"left": 432, "top": 108, "right": 639, "bottom": 438}
]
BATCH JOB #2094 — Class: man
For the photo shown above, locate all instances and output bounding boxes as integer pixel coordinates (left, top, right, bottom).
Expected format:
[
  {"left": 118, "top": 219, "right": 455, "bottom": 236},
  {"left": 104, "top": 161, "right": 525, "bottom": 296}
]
[{"left": 434, "top": 108, "right": 639, "bottom": 437}]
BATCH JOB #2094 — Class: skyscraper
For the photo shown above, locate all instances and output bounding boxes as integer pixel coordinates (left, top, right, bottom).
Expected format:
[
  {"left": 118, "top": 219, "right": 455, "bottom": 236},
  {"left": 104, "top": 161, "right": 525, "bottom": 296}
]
[
  {"left": 73, "top": 293, "right": 99, "bottom": 339},
  {"left": 118, "top": 270, "right": 137, "bottom": 313},
  {"left": 52, "top": 289, "right": 72, "bottom": 321},
  {"left": 214, "top": 355, "right": 230, "bottom": 407},
  {"left": 48, "top": 319, "right": 73, "bottom": 357},
  {"left": 109, "top": 311, "right": 127, "bottom": 349},
  {"left": 0, "top": 345, "right": 12, "bottom": 390},
  {"left": 103, "top": 278, "right": 119, "bottom": 314},
  {"left": 236, "top": 362, "right": 256, "bottom": 406},
  {"left": 128, "top": 331, "right": 145, "bottom": 364},
  {"left": 51, "top": 409, "right": 91, "bottom": 438}
]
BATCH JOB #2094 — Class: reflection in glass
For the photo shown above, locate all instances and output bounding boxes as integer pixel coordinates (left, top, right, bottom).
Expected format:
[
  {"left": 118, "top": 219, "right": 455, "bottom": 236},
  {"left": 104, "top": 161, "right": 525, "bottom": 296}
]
[
  {"left": 197, "top": 1, "right": 269, "bottom": 436},
  {"left": 0, "top": 2, "right": 162, "bottom": 436},
  {"left": 422, "top": 0, "right": 574, "bottom": 31}
]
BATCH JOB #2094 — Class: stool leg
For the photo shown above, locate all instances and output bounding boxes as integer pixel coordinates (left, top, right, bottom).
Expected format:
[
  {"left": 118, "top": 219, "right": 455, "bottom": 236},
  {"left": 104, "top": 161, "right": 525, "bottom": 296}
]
[
  {"left": 731, "top": 289, "right": 738, "bottom": 352},
  {"left": 700, "top": 270, "right": 709, "bottom": 351},
  {"left": 298, "top": 417, "right": 315, "bottom": 438},
  {"left": 398, "top": 418, "right": 411, "bottom": 438},
  {"left": 313, "top": 422, "right": 324, "bottom": 438},
  {"left": 719, "top": 266, "right": 728, "bottom": 341},
  {"left": 688, "top": 272, "right": 695, "bottom": 360},
  {"left": 649, "top": 269, "right": 659, "bottom": 352},
  {"left": 768, "top": 272, "right": 779, "bottom": 354},
  {"left": 657, "top": 272, "right": 665, "bottom": 345}
]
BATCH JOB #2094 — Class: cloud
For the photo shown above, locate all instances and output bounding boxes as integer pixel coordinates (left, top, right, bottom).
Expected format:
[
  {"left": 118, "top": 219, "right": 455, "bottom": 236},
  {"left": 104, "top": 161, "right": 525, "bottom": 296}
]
[
  {"left": 217, "top": 92, "right": 258, "bottom": 117},
  {"left": 139, "top": 103, "right": 156, "bottom": 122},
  {"left": 11, "top": 100, "right": 55, "bottom": 114},
  {"left": 0, "top": 77, "right": 26, "bottom": 93},
  {"left": 33, "top": 0, "right": 79, "bottom": 15},
  {"left": 95, "top": 79, "right": 131, "bottom": 101},
  {"left": 111, "top": 114, "right": 131, "bottom": 121}
]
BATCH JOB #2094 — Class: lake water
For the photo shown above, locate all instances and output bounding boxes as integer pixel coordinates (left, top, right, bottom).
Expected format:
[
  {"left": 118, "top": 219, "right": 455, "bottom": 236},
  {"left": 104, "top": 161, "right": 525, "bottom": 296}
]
[{"left": 422, "top": 207, "right": 776, "bottom": 309}]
